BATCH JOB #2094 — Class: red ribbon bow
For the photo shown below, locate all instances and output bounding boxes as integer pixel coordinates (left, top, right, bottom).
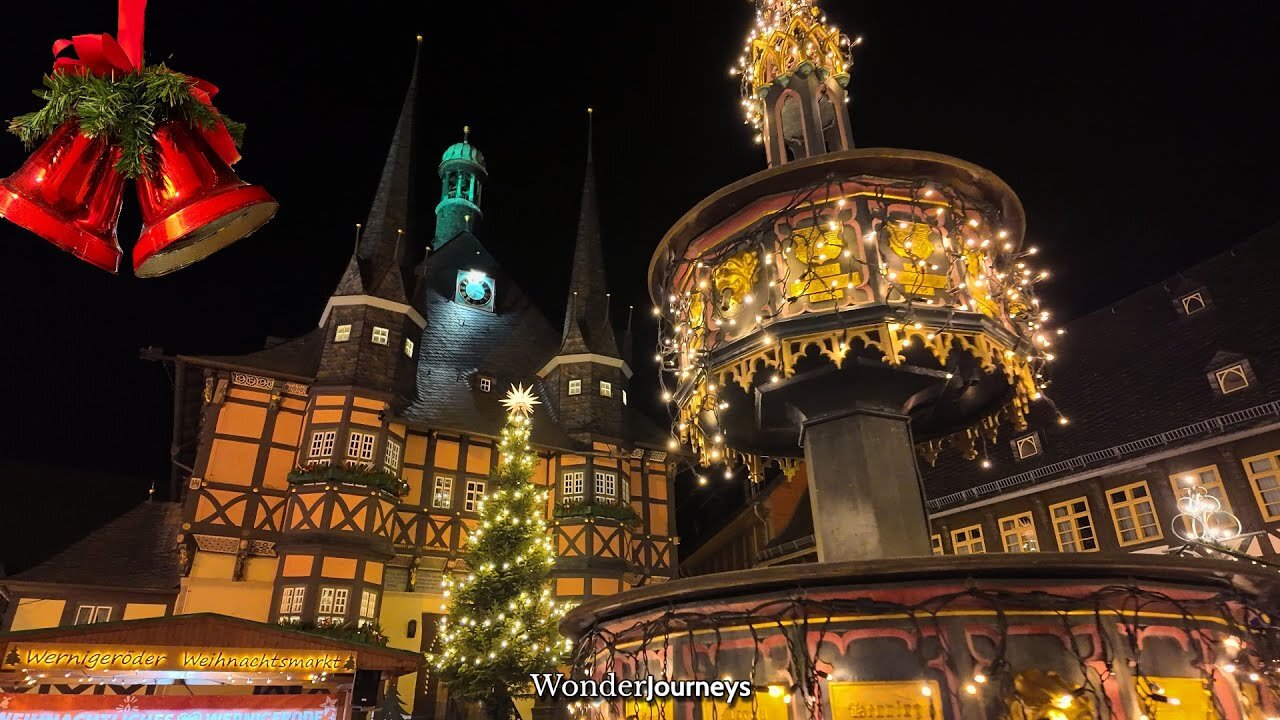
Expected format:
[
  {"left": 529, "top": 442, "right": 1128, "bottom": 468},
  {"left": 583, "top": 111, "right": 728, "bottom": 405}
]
[{"left": 49, "top": 0, "right": 241, "bottom": 166}]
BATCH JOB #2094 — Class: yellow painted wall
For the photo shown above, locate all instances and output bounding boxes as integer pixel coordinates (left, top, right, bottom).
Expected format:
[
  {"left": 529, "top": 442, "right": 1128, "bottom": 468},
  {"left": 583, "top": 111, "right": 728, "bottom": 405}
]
[
  {"left": 381, "top": 590, "right": 447, "bottom": 717},
  {"left": 122, "top": 603, "right": 168, "bottom": 620},
  {"left": 205, "top": 438, "right": 259, "bottom": 485},
  {"left": 10, "top": 598, "right": 66, "bottom": 630},
  {"left": 177, "top": 553, "right": 277, "bottom": 622}
]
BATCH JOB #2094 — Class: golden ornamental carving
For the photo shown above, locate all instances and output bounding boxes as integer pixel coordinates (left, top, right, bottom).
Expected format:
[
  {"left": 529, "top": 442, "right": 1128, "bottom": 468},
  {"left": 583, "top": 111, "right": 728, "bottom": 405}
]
[
  {"left": 886, "top": 222, "right": 936, "bottom": 262},
  {"left": 790, "top": 225, "right": 844, "bottom": 264},
  {"left": 712, "top": 250, "right": 760, "bottom": 318},
  {"left": 1011, "top": 670, "right": 1093, "bottom": 720},
  {"left": 742, "top": 2, "right": 850, "bottom": 99}
]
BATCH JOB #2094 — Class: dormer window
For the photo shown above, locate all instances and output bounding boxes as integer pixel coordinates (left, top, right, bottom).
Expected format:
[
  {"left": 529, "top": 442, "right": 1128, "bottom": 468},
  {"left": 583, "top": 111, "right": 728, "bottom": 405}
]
[
  {"left": 478, "top": 376, "right": 493, "bottom": 393},
  {"left": 371, "top": 326, "right": 389, "bottom": 346},
  {"left": 568, "top": 379, "right": 582, "bottom": 396},
  {"left": 1012, "top": 432, "right": 1042, "bottom": 461},
  {"left": 600, "top": 381, "right": 613, "bottom": 398},
  {"left": 334, "top": 324, "right": 352, "bottom": 342},
  {"left": 1179, "top": 292, "right": 1207, "bottom": 316},
  {"left": 403, "top": 337, "right": 415, "bottom": 357},
  {"left": 1214, "top": 364, "right": 1250, "bottom": 395}
]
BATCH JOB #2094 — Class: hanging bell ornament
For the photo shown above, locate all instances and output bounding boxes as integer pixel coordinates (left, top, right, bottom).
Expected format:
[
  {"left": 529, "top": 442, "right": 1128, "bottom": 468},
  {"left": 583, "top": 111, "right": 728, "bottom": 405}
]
[
  {"left": 132, "top": 121, "right": 277, "bottom": 278},
  {"left": 0, "top": 121, "right": 127, "bottom": 272}
]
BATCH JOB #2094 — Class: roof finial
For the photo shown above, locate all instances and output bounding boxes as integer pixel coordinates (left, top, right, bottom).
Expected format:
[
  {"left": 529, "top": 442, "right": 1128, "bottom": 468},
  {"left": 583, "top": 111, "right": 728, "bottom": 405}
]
[
  {"left": 463, "top": 125, "right": 471, "bottom": 142},
  {"left": 415, "top": 34, "right": 423, "bottom": 44},
  {"left": 586, "top": 107, "right": 594, "bottom": 164},
  {"left": 353, "top": 223, "right": 362, "bottom": 252}
]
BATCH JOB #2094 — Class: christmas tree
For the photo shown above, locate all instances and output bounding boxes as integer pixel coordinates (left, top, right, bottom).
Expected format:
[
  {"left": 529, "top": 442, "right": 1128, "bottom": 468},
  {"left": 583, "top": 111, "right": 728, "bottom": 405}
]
[
  {"left": 375, "top": 681, "right": 408, "bottom": 720},
  {"left": 431, "top": 385, "right": 569, "bottom": 719}
]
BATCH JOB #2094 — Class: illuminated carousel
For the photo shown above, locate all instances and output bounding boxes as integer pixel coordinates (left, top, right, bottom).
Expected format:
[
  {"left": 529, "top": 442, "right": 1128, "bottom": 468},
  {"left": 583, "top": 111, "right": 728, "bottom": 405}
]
[{"left": 561, "top": 2, "right": 1280, "bottom": 719}]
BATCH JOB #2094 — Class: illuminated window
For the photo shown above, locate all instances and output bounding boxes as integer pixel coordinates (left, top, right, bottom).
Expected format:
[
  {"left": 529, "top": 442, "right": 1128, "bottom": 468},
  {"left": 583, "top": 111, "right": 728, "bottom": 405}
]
[
  {"left": 74, "top": 605, "right": 112, "bottom": 625},
  {"left": 1049, "top": 497, "right": 1098, "bottom": 552},
  {"left": 568, "top": 379, "right": 582, "bottom": 396},
  {"left": 478, "top": 376, "right": 493, "bottom": 393},
  {"left": 1214, "top": 364, "right": 1249, "bottom": 394},
  {"left": 318, "top": 587, "right": 349, "bottom": 624},
  {"left": 334, "top": 324, "right": 352, "bottom": 342},
  {"left": 464, "top": 480, "right": 486, "bottom": 512},
  {"left": 347, "top": 431, "right": 376, "bottom": 465},
  {"left": 562, "top": 471, "right": 585, "bottom": 502},
  {"left": 359, "top": 590, "right": 379, "bottom": 626},
  {"left": 384, "top": 440, "right": 402, "bottom": 472},
  {"left": 432, "top": 476, "right": 453, "bottom": 509},
  {"left": 622, "top": 390, "right": 628, "bottom": 406},
  {"left": 950, "top": 524, "right": 985, "bottom": 554},
  {"left": 1169, "top": 466, "right": 1232, "bottom": 534},
  {"left": 309, "top": 430, "right": 336, "bottom": 459},
  {"left": 279, "top": 586, "right": 305, "bottom": 621},
  {"left": 930, "top": 534, "right": 944, "bottom": 556},
  {"left": 600, "top": 381, "right": 613, "bottom": 398},
  {"left": 371, "top": 326, "right": 389, "bottom": 346},
  {"left": 999, "top": 512, "right": 1039, "bottom": 552},
  {"left": 1012, "top": 433, "right": 1041, "bottom": 460},
  {"left": 595, "top": 470, "right": 617, "bottom": 501},
  {"left": 404, "top": 337, "right": 415, "bottom": 357},
  {"left": 1243, "top": 451, "right": 1280, "bottom": 521},
  {"left": 1107, "top": 481, "right": 1162, "bottom": 545}
]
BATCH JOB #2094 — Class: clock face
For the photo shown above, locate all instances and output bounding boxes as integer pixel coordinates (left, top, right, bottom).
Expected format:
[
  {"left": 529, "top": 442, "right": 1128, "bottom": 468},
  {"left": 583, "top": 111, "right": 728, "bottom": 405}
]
[{"left": 455, "top": 270, "right": 495, "bottom": 311}]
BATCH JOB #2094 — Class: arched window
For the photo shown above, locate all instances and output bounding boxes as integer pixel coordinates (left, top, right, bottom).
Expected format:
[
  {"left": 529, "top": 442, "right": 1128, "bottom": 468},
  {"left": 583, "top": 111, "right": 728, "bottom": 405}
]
[
  {"left": 777, "top": 91, "right": 807, "bottom": 162},
  {"left": 817, "top": 90, "right": 842, "bottom": 153},
  {"left": 444, "top": 171, "right": 460, "bottom": 199}
]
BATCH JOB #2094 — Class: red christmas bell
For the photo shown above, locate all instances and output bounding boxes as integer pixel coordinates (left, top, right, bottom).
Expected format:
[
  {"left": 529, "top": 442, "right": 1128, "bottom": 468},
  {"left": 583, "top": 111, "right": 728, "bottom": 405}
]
[
  {"left": 132, "top": 120, "right": 277, "bottom": 277},
  {"left": 0, "top": 121, "right": 127, "bottom": 272}
]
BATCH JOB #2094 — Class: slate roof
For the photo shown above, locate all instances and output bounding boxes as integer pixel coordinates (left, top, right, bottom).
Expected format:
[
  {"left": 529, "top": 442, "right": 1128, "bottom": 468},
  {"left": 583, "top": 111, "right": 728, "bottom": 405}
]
[
  {"left": 181, "top": 327, "right": 326, "bottom": 381},
  {"left": 559, "top": 116, "right": 620, "bottom": 359},
  {"left": 399, "top": 231, "right": 578, "bottom": 449},
  {"left": 922, "top": 221, "right": 1280, "bottom": 505},
  {"left": 8, "top": 502, "right": 182, "bottom": 591}
]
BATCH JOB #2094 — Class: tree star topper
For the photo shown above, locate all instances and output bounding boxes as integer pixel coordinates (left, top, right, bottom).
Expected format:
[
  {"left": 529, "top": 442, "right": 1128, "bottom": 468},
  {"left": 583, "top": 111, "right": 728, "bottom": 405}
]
[{"left": 501, "top": 384, "right": 541, "bottom": 417}]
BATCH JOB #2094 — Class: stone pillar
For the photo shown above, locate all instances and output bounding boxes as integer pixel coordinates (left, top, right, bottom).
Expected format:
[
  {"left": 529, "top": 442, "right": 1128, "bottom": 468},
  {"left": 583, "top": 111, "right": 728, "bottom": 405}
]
[{"left": 802, "top": 409, "right": 932, "bottom": 561}]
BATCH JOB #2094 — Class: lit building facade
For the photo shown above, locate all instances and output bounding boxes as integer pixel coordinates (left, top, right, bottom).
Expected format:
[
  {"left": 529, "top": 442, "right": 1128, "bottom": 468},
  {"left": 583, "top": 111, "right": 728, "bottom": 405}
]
[{"left": 0, "top": 46, "right": 676, "bottom": 719}]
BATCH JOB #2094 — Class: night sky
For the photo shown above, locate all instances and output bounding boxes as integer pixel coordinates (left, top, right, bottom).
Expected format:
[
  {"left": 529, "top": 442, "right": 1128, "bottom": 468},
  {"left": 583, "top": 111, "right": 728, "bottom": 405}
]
[{"left": 1, "top": 3, "right": 1278, "bottom": 574}]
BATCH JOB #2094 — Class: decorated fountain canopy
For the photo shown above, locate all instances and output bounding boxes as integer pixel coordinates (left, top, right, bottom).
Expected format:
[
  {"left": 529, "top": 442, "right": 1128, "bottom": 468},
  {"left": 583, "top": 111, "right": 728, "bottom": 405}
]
[{"left": 651, "top": 1, "right": 1060, "bottom": 477}]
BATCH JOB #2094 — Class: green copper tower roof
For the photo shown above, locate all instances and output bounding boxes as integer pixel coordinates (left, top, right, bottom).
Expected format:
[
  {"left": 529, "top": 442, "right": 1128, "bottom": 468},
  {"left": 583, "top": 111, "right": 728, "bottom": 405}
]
[{"left": 440, "top": 126, "right": 487, "bottom": 172}]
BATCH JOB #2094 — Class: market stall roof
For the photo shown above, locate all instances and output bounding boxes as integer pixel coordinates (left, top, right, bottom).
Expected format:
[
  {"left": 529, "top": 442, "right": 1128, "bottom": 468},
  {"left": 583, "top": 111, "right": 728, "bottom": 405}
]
[{"left": 0, "top": 612, "right": 422, "bottom": 676}]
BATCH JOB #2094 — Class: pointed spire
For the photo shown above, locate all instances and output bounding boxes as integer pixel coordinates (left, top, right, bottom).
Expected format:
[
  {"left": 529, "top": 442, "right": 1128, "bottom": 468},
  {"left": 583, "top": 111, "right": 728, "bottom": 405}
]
[
  {"left": 334, "top": 224, "right": 366, "bottom": 296},
  {"left": 358, "top": 36, "right": 421, "bottom": 302},
  {"left": 559, "top": 108, "right": 619, "bottom": 358}
]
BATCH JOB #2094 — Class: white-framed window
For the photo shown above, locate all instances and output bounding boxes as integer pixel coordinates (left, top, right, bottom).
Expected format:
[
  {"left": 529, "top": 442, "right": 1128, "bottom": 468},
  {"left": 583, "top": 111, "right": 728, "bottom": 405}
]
[
  {"left": 562, "top": 471, "right": 585, "bottom": 502},
  {"left": 404, "top": 337, "right": 415, "bottom": 357},
  {"left": 600, "top": 381, "right": 613, "bottom": 398},
  {"left": 318, "top": 586, "right": 349, "bottom": 624},
  {"left": 464, "top": 480, "right": 486, "bottom": 512},
  {"left": 347, "top": 431, "right": 376, "bottom": 464},
  {"left": 478, "top": 376, "right": 493, "bottom": 393},
  {"left": 568, "top": 379, "right": 582, "bottom": 396},
  {"left": 371, "top": 326, "right": 390, "bottom": 346},
  {"left": 384, "top": 439, "right": 402, "bottom": 472},
  {"left": 594, "top": 470, "right": 617, "bottom": 500},
  {"left": 334, "top": 324, "right": 352, "bottom": 342},
  {"left": 433, "top": 476, "right": 454, "bottom": 509},
  {"left": 359, "top": 589, "right": 379, "bottom": 626},
  {"left": 309, "top": 430, "right": 336, "bottom": 459},
  {"left": 279, "top": 586, "right": 305, "bottom": 619},
  {"left": 74, "top": 605, "right": 112, "bottom": 625}
]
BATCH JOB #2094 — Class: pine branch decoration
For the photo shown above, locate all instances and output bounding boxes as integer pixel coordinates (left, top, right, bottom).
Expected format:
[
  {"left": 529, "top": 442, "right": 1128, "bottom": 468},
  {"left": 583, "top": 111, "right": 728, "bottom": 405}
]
[{"left": 8, "top": 65, "right": 244, "bottom": 178}]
